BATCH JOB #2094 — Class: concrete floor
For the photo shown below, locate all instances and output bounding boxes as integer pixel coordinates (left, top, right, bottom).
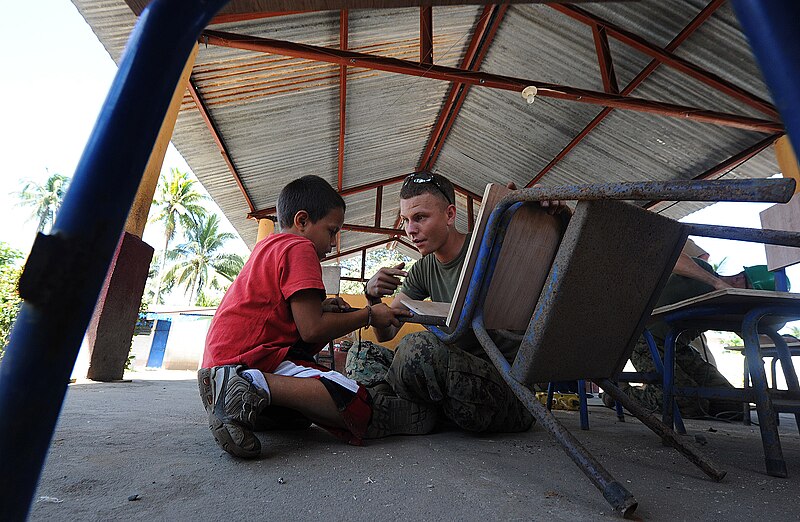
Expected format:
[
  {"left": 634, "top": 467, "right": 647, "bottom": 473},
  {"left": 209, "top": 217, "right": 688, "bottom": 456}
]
[{"left": 29, "top": 370, "right": 800, "bottom": 521}]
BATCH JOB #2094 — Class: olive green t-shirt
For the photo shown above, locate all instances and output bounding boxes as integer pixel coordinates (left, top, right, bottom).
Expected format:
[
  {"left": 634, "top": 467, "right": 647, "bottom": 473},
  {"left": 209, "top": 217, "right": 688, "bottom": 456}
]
[
  {"left": 401, "top": 234, "right": 471, "bottom": 303},
  {"left": 399, "top": 233, "right": 519, "bottom": 361},
  {"left": 650, "top": 257, "right": 717, "bottom": 340},
  {"left": 656, "top": 257, "right": 716, "bottom": 309}
]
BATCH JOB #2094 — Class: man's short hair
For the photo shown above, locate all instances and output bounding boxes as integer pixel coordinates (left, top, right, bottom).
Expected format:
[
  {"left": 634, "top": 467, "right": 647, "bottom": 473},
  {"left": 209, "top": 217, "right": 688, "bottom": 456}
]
[
  {"left": 399, "top": 171, "right": 455, "bottom": 206},
  {"left": 277, "top": 175, "right": 346, "bottom": 229}
]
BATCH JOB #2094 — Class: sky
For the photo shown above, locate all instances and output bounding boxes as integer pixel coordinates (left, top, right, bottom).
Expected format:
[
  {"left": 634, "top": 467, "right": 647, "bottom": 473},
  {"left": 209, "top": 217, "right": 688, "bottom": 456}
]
[
  {"left": 0, "top": 0, "right": 248, "bottom": 263},
  {"left": 1, "top": 0, "right": 797, "bottom": 289}
]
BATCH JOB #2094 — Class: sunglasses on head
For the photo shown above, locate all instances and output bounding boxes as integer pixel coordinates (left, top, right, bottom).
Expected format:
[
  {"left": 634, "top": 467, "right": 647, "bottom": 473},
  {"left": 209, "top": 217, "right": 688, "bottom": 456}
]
[{"left": 403, "top": 172, "right": 453, "bottom": 205}]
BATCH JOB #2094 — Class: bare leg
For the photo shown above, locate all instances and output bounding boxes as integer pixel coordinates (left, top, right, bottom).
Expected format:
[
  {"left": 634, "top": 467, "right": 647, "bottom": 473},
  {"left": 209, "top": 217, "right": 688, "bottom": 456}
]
[{"left": 263, "top": 373, "right": 346, "bottom": 428}]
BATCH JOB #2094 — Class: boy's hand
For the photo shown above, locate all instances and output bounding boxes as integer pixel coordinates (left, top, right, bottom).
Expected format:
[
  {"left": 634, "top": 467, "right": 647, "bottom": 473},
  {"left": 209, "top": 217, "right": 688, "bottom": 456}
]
[
  {"left": 365, "top": 262, "right": 407, "bottom": 298},
  {"left": 369, "top": 303, "right": 411, "bottom": 328},
  {"left": 322, "top": 297, "right": 351, "bottom": 313}
]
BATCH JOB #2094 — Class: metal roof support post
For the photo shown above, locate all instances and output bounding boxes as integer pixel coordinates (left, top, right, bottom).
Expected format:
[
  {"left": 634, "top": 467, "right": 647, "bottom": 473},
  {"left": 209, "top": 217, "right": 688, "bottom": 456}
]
[
  {"left": 732, "top": 1, "right": 800, "bottom": 156},
  {"left": 0, "top": 0, "right": 229, "bottom": 519}
]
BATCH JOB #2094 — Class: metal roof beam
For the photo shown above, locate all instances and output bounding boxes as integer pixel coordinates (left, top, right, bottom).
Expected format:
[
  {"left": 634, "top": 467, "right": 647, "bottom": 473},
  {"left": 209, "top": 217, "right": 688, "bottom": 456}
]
[
  {"left": 644, "top": 133, "right": 784, "bottom": 211},
  {"left": 418, "top": 5, "right": 507, "bottom": 171},
  {"left": 374, "top": 186, "right": 383, "bottom": 227},
  {"left": 526, "top": 0, "right": 725, "bottom": 187},
  {"left": 126, "top": 1, "right": 608, "bottom": 17},
  {"left": 187, "top": 78, "right": 255, "bottom": 212},
  {"left": 201, "top": 29, "right": 783, "bottom": 134},
  {"left": 338, "top": 10, "right": 348, "bottom": 192},
  {"left": 420, "top": 6, "right": 433, "bottom": 64},
  {"left": 592, "top": 23, "right": 618, "bottom": 94},
  {"left": 342, "top": 223, "right": 403, "bottom": 235},
  {"left": 326, "top": 237, "right": 400, "bottom": 261},
  {"left": 209, "top": 11, "right": 310, "bottom": 25},
  {"left": 248, "top": 173, "right": 409, "bottom": 219},
  {"left": 551, "top": 3, "right": 779, "bottom": 119}
]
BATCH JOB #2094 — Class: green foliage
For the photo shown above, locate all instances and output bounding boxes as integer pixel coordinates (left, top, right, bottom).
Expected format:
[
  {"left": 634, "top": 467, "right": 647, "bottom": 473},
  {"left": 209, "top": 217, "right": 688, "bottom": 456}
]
[
  {"left": 16, "top": 172, "right": 71, "bottom": 232},
  {"left": 0, "top": 243, "right": 23, "bottom": 266},
  {"left": 720, "top": 332, "right": 743, "bottom": 347},
  {"left": 162, "top": 214, "right": 244, "bottom": 305},
  {"left": 711, "top": 256, "right": 728, "bottom": 274},
  {"left": 196, "top": 290, "right": 221, "bottom": 307},
  {"left": 332, "top": 248, "right": 415, "bottom": 295},
  {"left": 0, "top": 243, "right": 24, "bottom": 359},
  {"left": 124, "top": 354, "right": 136, "bottom": 372},
  {"left": 150, "top": 168, "right": 208, "bottom": 303},
  {"left": 782, "top": 325, "right": 800, "bottom": 340},
  {"left": 133, "top": 295, "right": 154, "bottom": 336}
]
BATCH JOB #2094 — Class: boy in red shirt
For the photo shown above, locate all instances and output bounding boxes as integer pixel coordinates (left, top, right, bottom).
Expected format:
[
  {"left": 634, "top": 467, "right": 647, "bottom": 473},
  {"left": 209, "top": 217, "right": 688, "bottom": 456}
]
[{"left": 199, "top": 175, "right": 436, "bottom": 458}]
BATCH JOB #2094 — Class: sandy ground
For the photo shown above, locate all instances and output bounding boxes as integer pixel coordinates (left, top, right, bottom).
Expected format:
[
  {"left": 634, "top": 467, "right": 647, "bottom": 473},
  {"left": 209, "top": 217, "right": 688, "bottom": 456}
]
[{"left": 27, "top": 370, "right": 800, "bottom": 521}]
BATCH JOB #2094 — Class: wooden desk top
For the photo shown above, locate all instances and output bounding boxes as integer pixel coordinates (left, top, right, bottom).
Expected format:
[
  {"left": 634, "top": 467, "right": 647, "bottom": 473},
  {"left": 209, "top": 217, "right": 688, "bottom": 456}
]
[{"left": 650, "top": 288, "right": 800, "bottom": 326}]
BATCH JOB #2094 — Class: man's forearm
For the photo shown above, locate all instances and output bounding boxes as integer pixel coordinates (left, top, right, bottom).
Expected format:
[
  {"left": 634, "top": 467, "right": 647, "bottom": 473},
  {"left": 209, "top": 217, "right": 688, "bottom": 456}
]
[
  {"left": 673, "top": 253, "right": 729, "bottom": 290},
  {"left": 373, "top": 323, "right": 399, "bottom": 342},
  {"left": 365, "top": 292, "right": 383, "bottom": 306}
]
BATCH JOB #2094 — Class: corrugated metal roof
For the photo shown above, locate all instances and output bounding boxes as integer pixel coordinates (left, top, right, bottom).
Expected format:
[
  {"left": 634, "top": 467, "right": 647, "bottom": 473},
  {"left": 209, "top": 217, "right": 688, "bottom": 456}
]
[{"left": 71, "top": 1, "right": 784, "bottom": 261}]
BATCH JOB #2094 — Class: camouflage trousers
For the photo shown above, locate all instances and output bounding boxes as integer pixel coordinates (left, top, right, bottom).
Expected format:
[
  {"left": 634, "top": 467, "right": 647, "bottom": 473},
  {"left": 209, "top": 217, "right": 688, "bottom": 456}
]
[
  {"left": 345, "top": 332, "right": 533, "bottom": 433},
  {"left": 627, "top": 333, "right": 740, "bottom": 419}
]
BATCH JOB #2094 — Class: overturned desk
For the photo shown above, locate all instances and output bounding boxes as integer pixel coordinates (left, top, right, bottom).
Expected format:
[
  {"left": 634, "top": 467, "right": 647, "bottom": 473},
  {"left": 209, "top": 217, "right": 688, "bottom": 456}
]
[{"left": 652, "top": 288, "right": 800, "bottom": 477}]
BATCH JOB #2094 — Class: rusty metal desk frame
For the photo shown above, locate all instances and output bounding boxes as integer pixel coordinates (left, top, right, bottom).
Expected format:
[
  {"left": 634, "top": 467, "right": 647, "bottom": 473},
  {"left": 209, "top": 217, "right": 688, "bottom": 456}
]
[{"left": 655, "top": 291, "right": 800, "bottom": 478}]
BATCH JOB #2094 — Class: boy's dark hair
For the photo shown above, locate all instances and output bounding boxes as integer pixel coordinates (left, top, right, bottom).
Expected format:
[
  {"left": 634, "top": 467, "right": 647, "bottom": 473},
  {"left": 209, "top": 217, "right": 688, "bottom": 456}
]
[
  {"left": 277, "top": 175, "right": 346, "bottom": 229},
  {"left": 399, "top": 171, "right": 455, "bottom": 206}
]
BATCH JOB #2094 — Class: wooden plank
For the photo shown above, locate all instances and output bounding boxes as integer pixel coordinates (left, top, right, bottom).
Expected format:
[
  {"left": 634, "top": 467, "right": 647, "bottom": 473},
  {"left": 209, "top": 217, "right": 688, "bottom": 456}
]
[
  {"left": 483, "top": 204, "right": 564, "bottom": 330},
  {"left": 446, "top": 183, "right": 507, "bottom": 327},
  {"left": 400, "top": 297, "right": 450, "bottom": 318},
  {"left": 760, "top": 192, "right": 800, "bottom": 270},
  {"left": 444, "top": 183, "right": 565, "bottom": 330},
  {"left": 651, "top": 287, "right": 800, "bottom": 319}
]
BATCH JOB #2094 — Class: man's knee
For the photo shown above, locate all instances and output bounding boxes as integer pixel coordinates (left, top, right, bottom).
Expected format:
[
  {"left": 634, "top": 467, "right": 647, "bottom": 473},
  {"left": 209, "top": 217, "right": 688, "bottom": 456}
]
[
  {"left": 387, "top": 332, "right": 449, "bottom": 403},
  {"left": 344, "top": 341, "right": 395, "bottom": 387}
]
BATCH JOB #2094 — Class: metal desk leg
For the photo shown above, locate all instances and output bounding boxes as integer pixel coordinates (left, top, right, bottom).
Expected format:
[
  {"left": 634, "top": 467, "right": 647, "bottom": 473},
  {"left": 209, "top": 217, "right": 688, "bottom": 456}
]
[
  {"left": 743, "top": 311, "right": 787, "bottom": 477},
  {"left": 662, "top": 329, "right": 678, "bottom": 436},
  {"left": 743, "top": 353, "right": 752, "bottom": 425},
  {"left": 644, "top": 329, "right": 686, "bottom": 434},
  {"left": 599, "top": 379, "right": 725, "bottom": 482},
  {"left": 578, "top": 379, "right": 589, "bottom": 430},
  {"left": 473, "top": 318, "right": 638, "bottom": 517},
  {"left": 613, "top": 394, "right": 626, "bottom": 422},
  {"left": 765, "top": 330, "right": 800, "bottom": 435}
]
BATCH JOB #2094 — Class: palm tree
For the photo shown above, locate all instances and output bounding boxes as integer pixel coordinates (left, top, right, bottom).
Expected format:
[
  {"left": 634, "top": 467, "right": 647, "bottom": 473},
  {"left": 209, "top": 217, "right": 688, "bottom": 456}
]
[
  {"left": 149, "top": 168, "right": 207, "bottom": 303},
  {"left": 16, "top": 172, "right": 71, "bottom": 233},
  {"left": 162, "top": 214, "right": 244, "bottom": 305}
]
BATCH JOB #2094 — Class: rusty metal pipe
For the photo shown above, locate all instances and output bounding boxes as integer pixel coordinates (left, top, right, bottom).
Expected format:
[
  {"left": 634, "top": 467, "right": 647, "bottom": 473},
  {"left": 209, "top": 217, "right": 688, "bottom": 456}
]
[
  {"left": 503, "top": 178, "right": 795, "bottom": 205},
  {"left": 683, "top": 223, "right": 800, "bottom": 248},
  {"left": 473, "top": 315, "right": 638, "bottom": 517}
]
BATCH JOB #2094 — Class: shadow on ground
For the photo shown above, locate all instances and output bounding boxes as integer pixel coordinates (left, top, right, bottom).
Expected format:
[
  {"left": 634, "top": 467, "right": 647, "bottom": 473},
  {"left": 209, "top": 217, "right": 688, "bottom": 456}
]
[{"left": 30, "top": 371, "right": 800, "bottom": 521}]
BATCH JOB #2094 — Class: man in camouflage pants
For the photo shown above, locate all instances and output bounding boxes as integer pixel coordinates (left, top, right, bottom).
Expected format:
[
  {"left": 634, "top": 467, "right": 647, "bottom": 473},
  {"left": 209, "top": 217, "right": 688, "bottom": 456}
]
[
  {"left": 346, "top": 172, "right": 567, "bottom": 434},
  {"left": 621, "top": 255, "right": 770, "bottom": 419}
]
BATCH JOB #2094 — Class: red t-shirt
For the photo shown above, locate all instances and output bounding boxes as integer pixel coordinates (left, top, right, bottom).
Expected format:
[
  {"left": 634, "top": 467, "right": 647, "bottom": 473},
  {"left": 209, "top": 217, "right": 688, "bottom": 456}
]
[{"left": 202, "top": 233, "right": 326, "bottom": 372}]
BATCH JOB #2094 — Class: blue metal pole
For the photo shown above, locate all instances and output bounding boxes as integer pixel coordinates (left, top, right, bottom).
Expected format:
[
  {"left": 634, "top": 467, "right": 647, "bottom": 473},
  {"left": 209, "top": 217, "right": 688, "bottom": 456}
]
[
  {"left": 0, "top": 1, "right": 228, "bottom": 519},
  {"left": 577, "top": 379, "right": 589, "bottom": 430},
  {"left": 662, "top": 328, "right": 678, "bottom": 432},
  {"left": 643, "top": 329, "right": 686, "bottom": 434},
  {"left": 742, "top": 307, "right": 787, "bottom": 477},
  {"left": 731, "top": 0, "right": 800, "bottom": 155}
]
